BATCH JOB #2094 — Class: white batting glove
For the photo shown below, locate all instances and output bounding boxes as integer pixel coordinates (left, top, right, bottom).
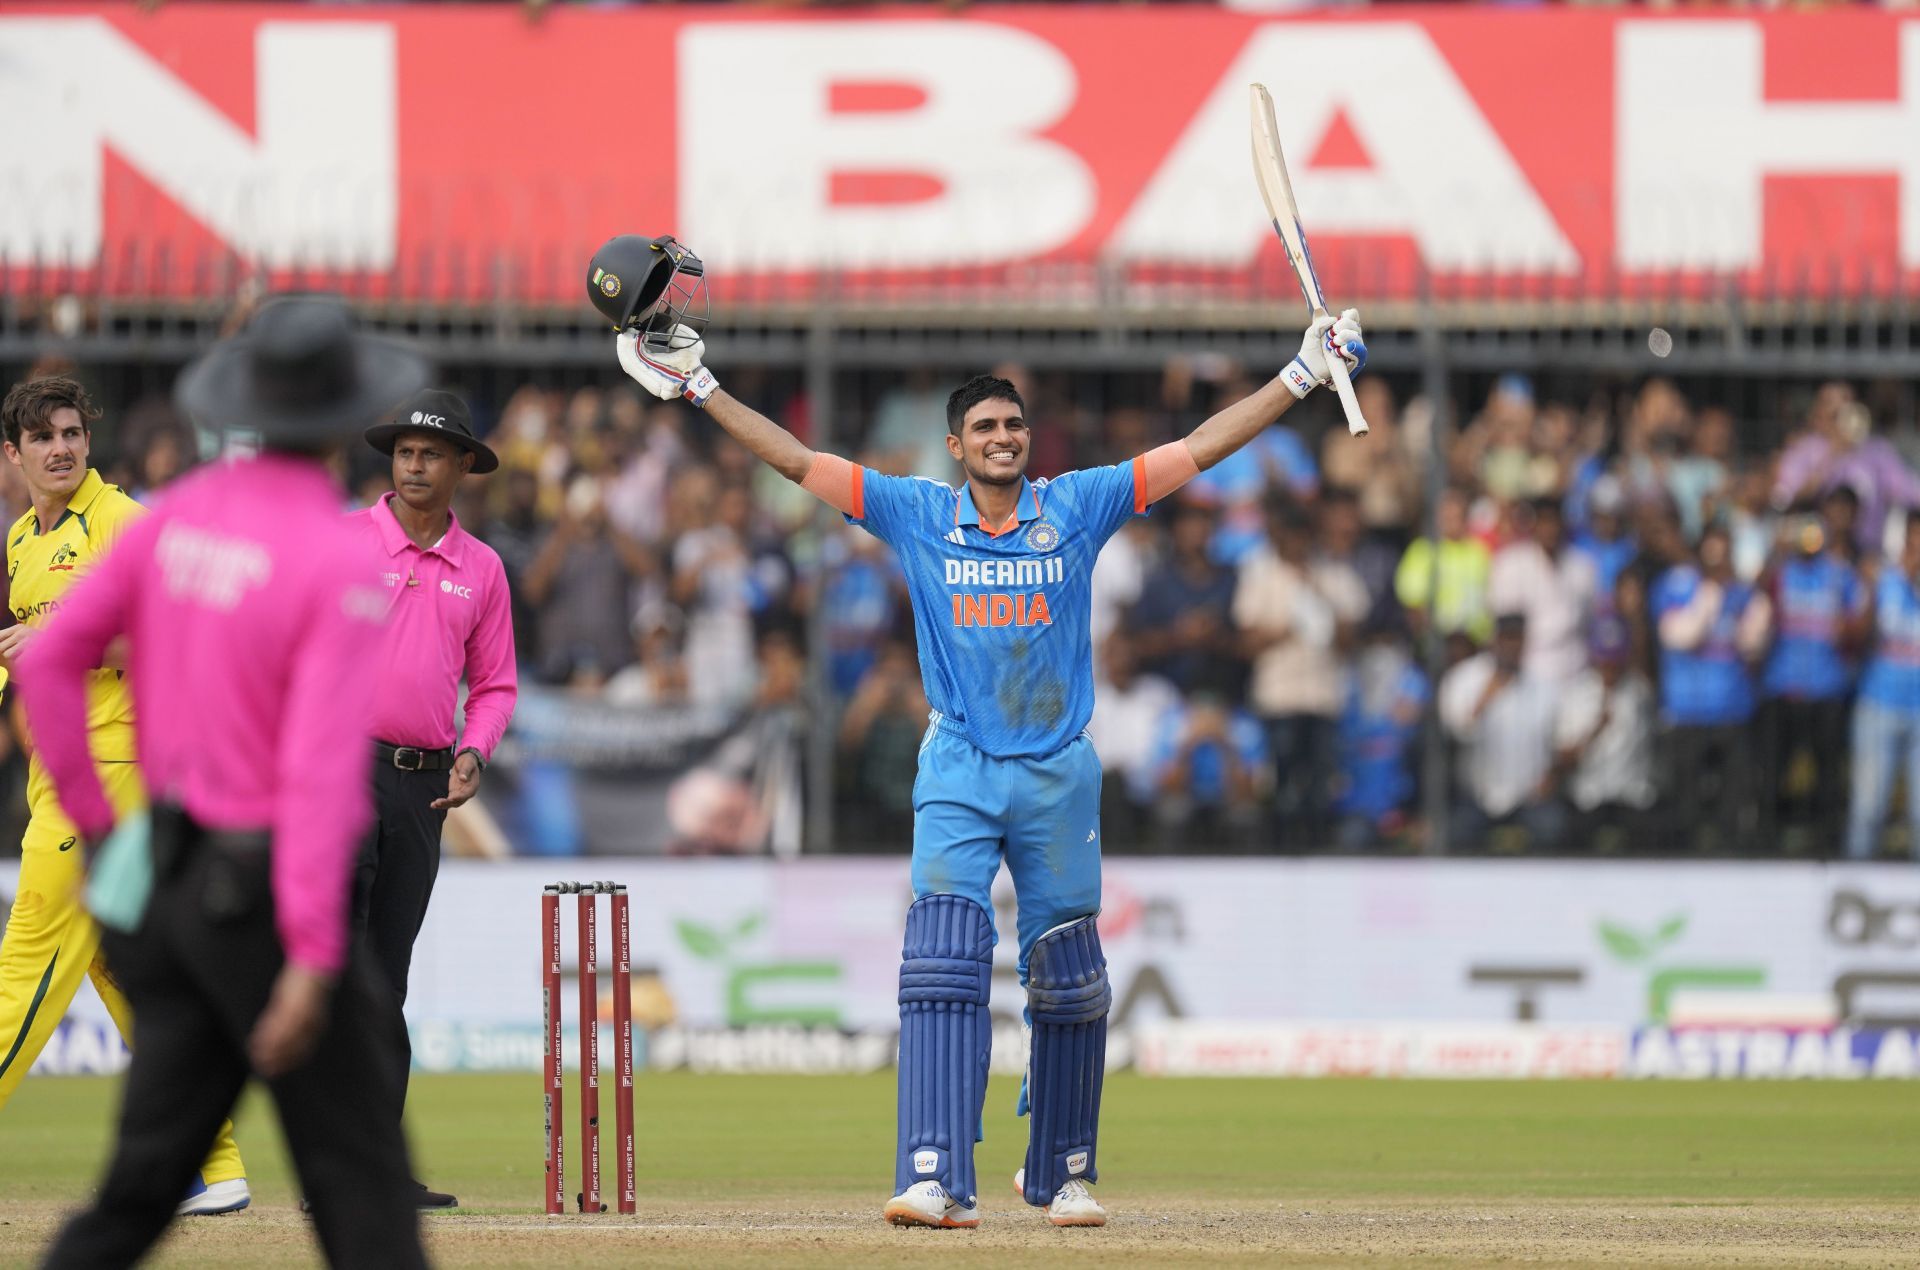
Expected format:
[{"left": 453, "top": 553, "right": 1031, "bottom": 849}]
[
  {"left": 1280, "top": 308, "right": 1367, "bottom": 400},
  {"left": 616, "top": 327, "right": 719, "bottom": 408}
]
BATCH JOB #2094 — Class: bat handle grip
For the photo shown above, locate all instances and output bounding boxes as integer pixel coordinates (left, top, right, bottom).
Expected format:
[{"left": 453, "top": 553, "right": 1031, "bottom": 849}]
[
  {"left": 1311, "top": 305, "right": 1368, "bottom": 437},
  {"left": 1313, "top": 305, "right": 1374, "bottom": 436},
  {"left": 1327, "top": 358, "right": 1369, "bottom": 438}
]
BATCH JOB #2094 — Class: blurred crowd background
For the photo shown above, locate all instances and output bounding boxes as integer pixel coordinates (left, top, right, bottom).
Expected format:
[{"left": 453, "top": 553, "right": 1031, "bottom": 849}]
[
  {"left": 2, "top": 0, "right": 1912, "bottom": 860},
  {"left": 7, "top": 343, "right": 1920, "bottom": 861}
]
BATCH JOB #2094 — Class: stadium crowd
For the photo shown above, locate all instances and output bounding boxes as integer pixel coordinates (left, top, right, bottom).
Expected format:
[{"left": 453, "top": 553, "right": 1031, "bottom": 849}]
[{"left": 4, "top": 354, "right": 1919, "bottom": 859}]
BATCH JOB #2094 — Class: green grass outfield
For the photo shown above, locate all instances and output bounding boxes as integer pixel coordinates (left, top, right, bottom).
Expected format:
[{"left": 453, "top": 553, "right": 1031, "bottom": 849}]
[{"left": 3, "top": 1073, "right": 1917, "bottom": 1266}]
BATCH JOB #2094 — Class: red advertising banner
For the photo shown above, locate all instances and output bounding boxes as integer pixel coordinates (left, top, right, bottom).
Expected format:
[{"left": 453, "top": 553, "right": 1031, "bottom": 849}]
[{"left": 1, "top": 5, "right": 1914, "bottom": 306}]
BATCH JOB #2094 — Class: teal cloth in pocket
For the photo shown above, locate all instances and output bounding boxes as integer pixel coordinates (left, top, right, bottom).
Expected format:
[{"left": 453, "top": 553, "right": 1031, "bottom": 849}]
[{"left": 85, "top": 810, "right": 154, "bottom": 935}]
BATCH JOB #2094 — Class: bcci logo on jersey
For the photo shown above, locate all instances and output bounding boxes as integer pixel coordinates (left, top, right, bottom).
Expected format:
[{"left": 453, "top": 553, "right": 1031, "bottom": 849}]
[{"left": 1025, "top": 520, "right": 1061, "bottom": 552}]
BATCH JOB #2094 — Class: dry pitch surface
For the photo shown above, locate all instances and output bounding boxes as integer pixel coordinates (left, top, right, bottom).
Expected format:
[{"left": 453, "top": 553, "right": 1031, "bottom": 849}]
[
  {"left": 7, "top": 1198, "right": 1920, "bottom": 1268},
  {"left": 3, "top": 1073, "right": 1916, "bottom": 1267}
]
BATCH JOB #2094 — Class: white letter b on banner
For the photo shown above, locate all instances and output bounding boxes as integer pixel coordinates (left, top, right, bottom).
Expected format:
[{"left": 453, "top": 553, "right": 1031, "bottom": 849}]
[{"left": 678, "top": 21, "right": 1095, "bottom": 270}]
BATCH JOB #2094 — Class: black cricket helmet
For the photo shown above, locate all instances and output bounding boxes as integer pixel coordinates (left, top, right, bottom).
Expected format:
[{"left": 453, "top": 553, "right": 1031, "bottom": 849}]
[{"left": 587, "top": 234, "right": 709, "bottom": 352}]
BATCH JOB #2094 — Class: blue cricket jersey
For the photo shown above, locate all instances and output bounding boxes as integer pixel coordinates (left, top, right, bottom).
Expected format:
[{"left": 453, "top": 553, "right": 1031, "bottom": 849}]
[
  {"left": 1763, "top": 554, "right": 1861, "bottom": 702},
  {"left": 1144, "top": 702, "right": 1268, "bottom": 805},
  {"left": 849, "top": 464, "right": 1146, "bottom": 758},
  {"left": 1652, "top": 566, "right": 1758, "bottom": 726},
  {"left": 1860, "top": 568, "right": 1920, "bottom": 710},
  {"left": 1333, "top": 657, "right": 1429, "bottom": 820},
  {"left": 1571, "top": 532, "right": 1636, "bottom": 614},
  {"left": 1186, "top": 428, "right": 1316, "bottom": 565}
]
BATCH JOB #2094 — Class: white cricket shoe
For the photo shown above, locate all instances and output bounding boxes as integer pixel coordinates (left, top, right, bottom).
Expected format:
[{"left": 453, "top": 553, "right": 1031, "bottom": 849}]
[
  {"left": 883, "top": 1179, "right": 980, "bottom": 1229},
  {"left": 177, "top": 1177, "right": 250, "bottom": 1216},
  {"left": 1013, "top": 1167, "right": 1107, "bottom": 1228}
]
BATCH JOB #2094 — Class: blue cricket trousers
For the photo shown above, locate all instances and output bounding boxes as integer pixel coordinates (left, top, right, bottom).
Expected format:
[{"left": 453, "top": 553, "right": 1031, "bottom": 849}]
[{"left": 909, "top": 716, "right": 1103, "bottom": 984}]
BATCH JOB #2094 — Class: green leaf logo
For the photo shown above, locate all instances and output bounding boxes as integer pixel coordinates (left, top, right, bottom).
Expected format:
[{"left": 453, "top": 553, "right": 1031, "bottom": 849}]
[
  {"left": 1597, "top": 913, "right": 1689, "bottom": 964},
  {"left": 675, "top": 919, "right": 727, "bottom": 960},
  {"left": 675, "top": 910, "right": 770, "bottom": 960},
  {"left": 1598, "top": 921, "right": 1647, "bottom": 962}
]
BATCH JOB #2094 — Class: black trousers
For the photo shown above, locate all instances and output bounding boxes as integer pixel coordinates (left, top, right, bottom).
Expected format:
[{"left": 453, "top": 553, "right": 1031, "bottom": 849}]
[
  {"left": 42, "top": 815, "right": 423, "bottom": 1269},
  {"left": 1660, "top": 723, "right": 1753, "bottom": 851},
  {"left": 1758, "top": 695, "right": 1851, "bottom": 849},
  {"left": 351, "top": 760, "right": 449, "bottom": 1109},
  {"left": 1266, "top": 714, "right": 1336, "bottom": 850}
]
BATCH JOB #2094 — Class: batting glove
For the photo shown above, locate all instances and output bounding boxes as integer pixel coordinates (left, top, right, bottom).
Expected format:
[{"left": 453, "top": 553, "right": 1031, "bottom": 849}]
[
  {"left": 616, "top": 327, "right": 719, "bottom": 408},
  {"left": 1281, "top": 308, "right": 1367, "bottom": 400}
]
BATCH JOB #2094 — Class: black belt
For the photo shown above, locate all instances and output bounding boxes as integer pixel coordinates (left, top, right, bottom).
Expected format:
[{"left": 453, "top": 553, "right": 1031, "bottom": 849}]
[
  {"left": 151, "top": 803, "right": 270, "bottom": 878},
  {"left": 376, "top": 741, "right": 456, "bottom": 772}
]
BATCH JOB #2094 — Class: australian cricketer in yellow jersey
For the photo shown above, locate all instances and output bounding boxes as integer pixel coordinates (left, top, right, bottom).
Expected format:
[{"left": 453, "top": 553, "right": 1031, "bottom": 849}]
[{"left": 0, "top": 377, "right": 247, "bottom": 1214}]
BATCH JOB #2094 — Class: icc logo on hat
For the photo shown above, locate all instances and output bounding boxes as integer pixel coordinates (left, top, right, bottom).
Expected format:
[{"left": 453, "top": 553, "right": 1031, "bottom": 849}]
[{"left": 410, "top": 411, "right": 446, "bottom": 428}]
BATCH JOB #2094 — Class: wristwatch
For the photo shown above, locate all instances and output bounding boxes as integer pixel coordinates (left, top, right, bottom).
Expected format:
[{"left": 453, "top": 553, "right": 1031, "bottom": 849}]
[{"left": 456, "top": 746, "right": 487, "bottom": 774}]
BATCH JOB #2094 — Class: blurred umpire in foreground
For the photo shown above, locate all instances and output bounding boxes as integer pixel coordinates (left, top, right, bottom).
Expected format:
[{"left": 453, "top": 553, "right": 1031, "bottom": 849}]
[
  {"left": 25, "top": 296, "right": 429, "bottom": 1268},
  {"left": 352, "top": 389, "right": 516, "bottom": 1208}
]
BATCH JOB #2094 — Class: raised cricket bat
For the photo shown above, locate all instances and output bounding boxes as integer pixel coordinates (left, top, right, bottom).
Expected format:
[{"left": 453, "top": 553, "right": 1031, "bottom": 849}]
[{"left": 1249, "top": 83, "right": 1368, "bottom": 438}]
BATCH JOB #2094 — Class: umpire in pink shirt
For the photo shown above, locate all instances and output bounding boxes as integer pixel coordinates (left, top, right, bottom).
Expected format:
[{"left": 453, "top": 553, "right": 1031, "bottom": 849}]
[
  {"left": 25, "top": 296, "right": 428, "bottom": 1267},
  {"left": 351, "top": 388, "right": 516, "bottom": 1209}
]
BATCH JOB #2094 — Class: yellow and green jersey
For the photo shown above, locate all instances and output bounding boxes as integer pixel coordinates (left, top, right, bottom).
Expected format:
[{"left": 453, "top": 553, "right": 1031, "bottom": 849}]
[{"left": 5, "top": 469, "right": 143, "bottom": 762}]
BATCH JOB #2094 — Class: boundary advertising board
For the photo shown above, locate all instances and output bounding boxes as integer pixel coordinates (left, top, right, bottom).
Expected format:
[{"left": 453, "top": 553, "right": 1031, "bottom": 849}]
[{"left": 9, "top": 859, "right": 1918, "bottom": 1077}]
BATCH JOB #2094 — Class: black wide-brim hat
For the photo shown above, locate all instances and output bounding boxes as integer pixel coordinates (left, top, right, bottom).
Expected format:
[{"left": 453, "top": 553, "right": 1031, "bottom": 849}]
[
  {"left": 175, "top": 295, "right": 428, "bottom": 446},
  {"left": 364, "top": 388, "right": 500, "bottom": 474}
]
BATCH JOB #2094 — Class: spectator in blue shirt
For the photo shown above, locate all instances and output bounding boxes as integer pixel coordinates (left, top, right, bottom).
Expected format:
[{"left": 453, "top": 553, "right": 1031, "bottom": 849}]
[
  {"left": 820, "top": 527, "right": 904, "bottom": 698},
  {"left": 1184, "top": 415, "right": 1318, "bottom": 566},
  {"left": 1331, "top": 616, "right": 1428, "bottom": 849},
  {"left": 1130, "top": 501, "right": 1244, "bottom": 698},
  {"left": 1846, "top": 516, "right": 1920, "bottom": 859},
  {"left": 1147, "top": 694, "right": 1270, "bottom": 853},
  {"left": 1652, "top": 523, "right": 1774, "bottom": 851},
  {"left": 1571, "top": 476, "right": 1637, "bottom": 620},
  {"left": 1759, "top": 514, "right": 1865, "bottom": 849}
]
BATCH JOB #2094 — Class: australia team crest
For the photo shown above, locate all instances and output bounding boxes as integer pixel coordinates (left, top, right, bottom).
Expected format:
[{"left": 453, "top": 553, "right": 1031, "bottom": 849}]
[{"left": 1025, "top": 519, "right": 1061, "bottom": 552}]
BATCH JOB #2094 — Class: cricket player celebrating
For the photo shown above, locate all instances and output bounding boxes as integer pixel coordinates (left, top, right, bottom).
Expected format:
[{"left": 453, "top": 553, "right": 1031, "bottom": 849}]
[
  {"left": 599, "top": 234, "right": 1363, "bottom": 1229},
  {"left": 0, "top": 376, "right": 247, "bottom": 1216}
]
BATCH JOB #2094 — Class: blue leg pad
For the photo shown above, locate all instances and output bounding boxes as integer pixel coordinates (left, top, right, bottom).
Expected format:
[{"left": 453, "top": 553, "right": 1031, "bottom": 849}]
[
  {"left": 1021, "top": 914, "right": 1109, "bottom": 1207},
  {"left": 894, "top": 893, "right": 994, "bottom": 1205}
]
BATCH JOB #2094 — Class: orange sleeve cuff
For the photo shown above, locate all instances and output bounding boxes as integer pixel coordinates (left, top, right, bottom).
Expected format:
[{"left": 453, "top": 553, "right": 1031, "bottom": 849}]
[
  {"left": 1138, "top": 441, "right": 1201, "bottom": 509},
  {"left": 802, "top": 453, "right": 862, "bottom": 518}
]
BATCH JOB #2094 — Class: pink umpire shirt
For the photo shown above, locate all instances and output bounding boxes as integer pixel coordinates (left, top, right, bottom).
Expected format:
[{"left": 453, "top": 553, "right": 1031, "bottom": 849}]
[
  {"left": 349, "top": 493, "right": 517, "bottom": 759},
  {"left": 19, "top": 455, "right": 389, "bottom": 974}
]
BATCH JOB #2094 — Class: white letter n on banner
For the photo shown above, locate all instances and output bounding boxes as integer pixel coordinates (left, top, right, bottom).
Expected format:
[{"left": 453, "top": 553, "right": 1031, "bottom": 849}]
[
  {"left": 0, "top": 18, "right": 396, "bottom": 270},
  {"left": 677, "top": 22, "right": 1095, "bottom": 271},
  {"left": 1618, "top": 21, "right": 1920, "bottom": 272}
]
